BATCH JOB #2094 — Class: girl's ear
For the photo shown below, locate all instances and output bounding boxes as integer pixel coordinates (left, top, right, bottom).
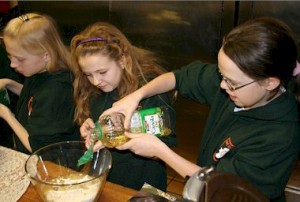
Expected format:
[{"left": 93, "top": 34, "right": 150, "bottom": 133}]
[
  {"left": 43, "top": 52, "right": 50, "bottom": 63},
  {"left": 265, "top": 77, "right": 281, "bottom": 90},
  {"left": 119, "top": 55, "right": 126, "bottom": 69}
]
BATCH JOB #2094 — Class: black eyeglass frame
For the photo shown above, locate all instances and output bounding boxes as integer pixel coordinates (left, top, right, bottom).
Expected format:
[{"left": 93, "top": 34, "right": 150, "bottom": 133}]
[{"left": 219, "top": 71, "right": 257, "bottom": 91}]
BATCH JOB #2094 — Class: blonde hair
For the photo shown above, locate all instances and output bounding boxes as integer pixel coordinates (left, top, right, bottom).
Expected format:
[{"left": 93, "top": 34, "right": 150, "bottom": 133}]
[
  {"left": 71, "top": 22, "right": 168, "bottom": 125},
  {"left": 3, "top": 13, "right": 71, "bottom": 72}
]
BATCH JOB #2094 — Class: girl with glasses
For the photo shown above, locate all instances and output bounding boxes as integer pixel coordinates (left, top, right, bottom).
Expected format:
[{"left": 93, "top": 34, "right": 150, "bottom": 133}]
[{"left": 102, "top": 17, "right": 300, "bottom": 201}]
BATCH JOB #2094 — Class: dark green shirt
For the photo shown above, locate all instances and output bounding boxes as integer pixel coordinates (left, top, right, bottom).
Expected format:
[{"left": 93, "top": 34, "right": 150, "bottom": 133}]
[
  {"left": 15, "top": 70, "right": 80, "bottom": 154},
  {"left": 0, "top": 45, "right": 23, "bottom": 110},
  {"left": 89, "top": 89, "right": 177, "bottom": 191},
  {"left": 174, "top": 61, "right": 300, "bottom": 200},
  {"left": 0, "top": 45, "right": 23, "bottom": 148}
]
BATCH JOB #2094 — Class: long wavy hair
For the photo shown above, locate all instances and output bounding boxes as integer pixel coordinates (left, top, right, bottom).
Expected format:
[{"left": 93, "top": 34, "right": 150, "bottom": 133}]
[{"left": 71, "top": 22, "right": 170, "bottom": 125}]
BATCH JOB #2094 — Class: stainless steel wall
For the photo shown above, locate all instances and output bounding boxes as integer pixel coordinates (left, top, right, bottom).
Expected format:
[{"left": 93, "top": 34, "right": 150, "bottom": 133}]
[{"left": 19, "top": 1, "right": 300, "bottom": 70}]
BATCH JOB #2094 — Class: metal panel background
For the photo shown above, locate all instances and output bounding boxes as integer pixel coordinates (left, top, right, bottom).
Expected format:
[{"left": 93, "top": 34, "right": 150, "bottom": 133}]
[
  {"left": 18, "top": 1, "right": 300, "bottom": 69},
  {"left": 239, "top": 1, "right": 300, "bottom": 62},
  {"left": 18, "top": 1, "right": 227, "bottom": 69}
]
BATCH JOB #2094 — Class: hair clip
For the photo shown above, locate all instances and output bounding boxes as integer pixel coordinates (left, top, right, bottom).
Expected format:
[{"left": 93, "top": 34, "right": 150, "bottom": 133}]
[
  {"left": 18, "top": 15, "right": 29, "bottom": 22},
  {"left": 76, "top": 37, "right": 107, "bottom": 47}
]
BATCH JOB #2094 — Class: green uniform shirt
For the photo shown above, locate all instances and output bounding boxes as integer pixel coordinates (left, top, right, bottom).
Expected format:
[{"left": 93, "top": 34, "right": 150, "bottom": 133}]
[
  {"left": 89, "top": 89, "right": 177, "bottom": 191},
  {"left": 15, "top": 70, "right": 80, "bottom": 154},
  {"left": 174, "top": 61, "right": 300, "bottom": 200},
  {"left": 0, "top": 45, "right": 23, "bottom": 148}
]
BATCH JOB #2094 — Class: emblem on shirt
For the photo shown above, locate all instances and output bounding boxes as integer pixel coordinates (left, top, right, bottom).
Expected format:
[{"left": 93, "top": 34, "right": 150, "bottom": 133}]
[{"left": 213, "top": 137, "right": 235, "bottom": 162}]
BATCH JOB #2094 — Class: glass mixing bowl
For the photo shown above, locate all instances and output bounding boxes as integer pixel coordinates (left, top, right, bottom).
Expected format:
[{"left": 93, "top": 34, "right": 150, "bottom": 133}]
[{"left": 25, "top": 141, "right": 112, "bottom": 202}]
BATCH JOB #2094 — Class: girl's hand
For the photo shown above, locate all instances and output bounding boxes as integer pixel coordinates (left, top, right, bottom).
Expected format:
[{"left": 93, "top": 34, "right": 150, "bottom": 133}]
[
  {"left": 93, "top": 140, "right": 104, "bottom": 152},
  {"left": 80, "top": 118, "right": 95, "bottom": 148},
  {"left": 80, "top": 118, "right": 105, "bottom": 152},
  {"left": 116, "top": 132, "right": 163, "bottom": 158},
  {"left": 101, "top": 92, "right": 141, "bottom": 129}
]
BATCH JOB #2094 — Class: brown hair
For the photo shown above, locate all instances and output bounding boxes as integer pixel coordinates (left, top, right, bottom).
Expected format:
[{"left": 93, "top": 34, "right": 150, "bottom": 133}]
[
  {"left": 70, "top": 22, "right": 169, "bottom": 125},
  {"left": 222, "top": 17, "right": 299, "bottom": 102}
]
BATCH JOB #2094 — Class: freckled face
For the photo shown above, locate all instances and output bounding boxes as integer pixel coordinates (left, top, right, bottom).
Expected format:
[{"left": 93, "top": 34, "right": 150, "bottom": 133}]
[
  {"left": 78, "top": 53, "right": 123, "bottom": 92},
  {"left": 4, "top": 37, "right": 47, "bottom": 77},
  {"left": 217, "top": 48, "right": 270, "bottom": 109}
]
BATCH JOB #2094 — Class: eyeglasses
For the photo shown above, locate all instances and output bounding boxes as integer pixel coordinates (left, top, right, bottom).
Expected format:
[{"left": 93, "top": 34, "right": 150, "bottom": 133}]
[{"left": 219, "top": 71, "right": 257, "bottom": 91}]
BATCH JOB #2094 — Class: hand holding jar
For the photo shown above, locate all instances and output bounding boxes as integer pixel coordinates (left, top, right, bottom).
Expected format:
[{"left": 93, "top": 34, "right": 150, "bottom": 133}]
[{"left": 94, "top": 107, "right": 172, "bottom": 148}]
